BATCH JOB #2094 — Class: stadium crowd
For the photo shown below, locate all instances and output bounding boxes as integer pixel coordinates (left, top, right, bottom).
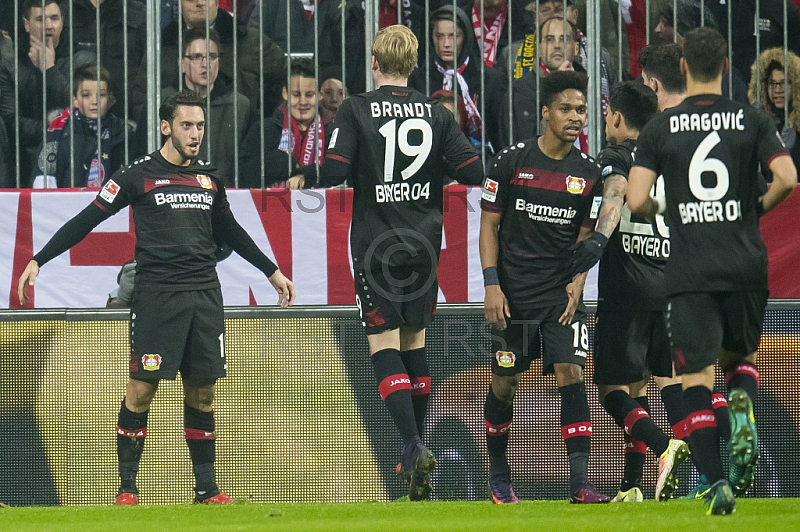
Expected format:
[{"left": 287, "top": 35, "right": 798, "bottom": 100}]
[{"left": 0, "top": 0, "right": 799, "bottom": 187}]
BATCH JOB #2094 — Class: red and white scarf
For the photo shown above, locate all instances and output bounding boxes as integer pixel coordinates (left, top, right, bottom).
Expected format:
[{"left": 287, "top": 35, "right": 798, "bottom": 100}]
[
  {"left": 279, "top": 102, "right": 324, "bottom": 167},
  {"left": 436, "top": 57, "right": 482, "bottom": 136},
  {"left": 472, "top": 3, "right": 507, "bottom": 68}
]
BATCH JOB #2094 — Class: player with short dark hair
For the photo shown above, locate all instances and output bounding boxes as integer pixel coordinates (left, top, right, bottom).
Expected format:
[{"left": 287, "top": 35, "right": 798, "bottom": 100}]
[
  {"left": 311, "top": 25, "right": 483, "bottom": 501},
  {"left": 639, "top": 44, "right": 686, "bottom": 110},
  {"left": 18, "top": 89, "right": 295, "bottom": 506},
  {"left": 573, "top": 81, "right": 691, "bottom": 503},
  {"left": 480, "top": 70, "right": 609, "bottom": 505},
  {"left": 628, "top": 27, "right": 797, "bottom": 515}
]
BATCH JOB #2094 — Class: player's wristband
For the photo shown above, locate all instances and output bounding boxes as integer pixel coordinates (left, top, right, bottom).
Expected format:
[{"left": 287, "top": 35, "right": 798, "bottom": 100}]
[{"left": 483, "top": 266, "right": 500, "bottom": 287}]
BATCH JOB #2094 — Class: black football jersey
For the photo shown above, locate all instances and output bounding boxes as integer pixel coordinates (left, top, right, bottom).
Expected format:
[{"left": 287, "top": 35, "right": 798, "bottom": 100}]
[
  {"left": 597, "top": 138, "right": 669, "bottom": 311},
  {"left": 635, "top": 95, "right": 788, "bottom": 295},
  {"left": 325, "top": 85, "right": 480, "bottom": 270},
  {"left": 481, "top": 139, "right": 603, "bottom": 309},
  {"left": 93, "top": 151, "right": 229, "bottom": 291}
]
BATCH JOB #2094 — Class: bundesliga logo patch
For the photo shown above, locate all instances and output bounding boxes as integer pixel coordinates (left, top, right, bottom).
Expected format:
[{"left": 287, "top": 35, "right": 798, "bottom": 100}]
[
  {"left": 99, "top": 179, "right": 120, "bottom": 203},
  {"left": 566, "top": 175, "right": 586, "bottom": 195},
  {"left": 496, "top": 350, "right": 515, "bottom": 368},
  {"left": 142, "top": 354, "right": 162, "bottom": 371},
  {"left": 196, "top": 174, "right": 212, "bottom": 189},
  {"left": 482, "top": 178, "right": 499, "bottom": 202}
]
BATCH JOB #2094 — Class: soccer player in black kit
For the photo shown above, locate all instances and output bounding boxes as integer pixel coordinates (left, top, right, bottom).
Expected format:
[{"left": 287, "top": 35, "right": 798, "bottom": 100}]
[
  {"left": 305, "top": 25, "right": 483, "bottom": 500},
  {"left": 480, "top": 71, "right": 609, "bottom": 505},
  {"left": 17, "top": 91, "right": 295, "bottom": 505},
  {"left": 577, "top": 81, "right": 689, "bottom": 503},
  {"left": 628, "top": 28, "right": 797, "bottom": 515}
]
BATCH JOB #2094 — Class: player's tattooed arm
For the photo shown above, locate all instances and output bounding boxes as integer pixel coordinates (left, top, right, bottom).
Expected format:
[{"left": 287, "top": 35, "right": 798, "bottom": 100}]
[{"left": 595, "top": 174, "right": 627, "bottom": 238}]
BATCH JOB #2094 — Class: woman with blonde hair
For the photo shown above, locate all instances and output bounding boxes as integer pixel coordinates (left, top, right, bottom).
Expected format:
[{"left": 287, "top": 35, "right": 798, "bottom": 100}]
[{"left": 749, "top": 47, "right": 800, "bottom": 175}]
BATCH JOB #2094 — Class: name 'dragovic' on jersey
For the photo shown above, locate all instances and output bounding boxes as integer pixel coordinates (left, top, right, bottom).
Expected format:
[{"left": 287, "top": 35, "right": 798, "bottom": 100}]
[
  {"left": 481, "top": 139, "right": 603, "bottom": 308},
  {"left": 634, "top": 94, "right": 788, "bottom": 295},
  {"left": 597, "top": 138, "right": 670, "bottom": 311},
  {"left": 93, "top": 151, "right": 230, "bottom": 291},
  {"left": 325, "top": 85, "right": 480, "bottom": 270}
]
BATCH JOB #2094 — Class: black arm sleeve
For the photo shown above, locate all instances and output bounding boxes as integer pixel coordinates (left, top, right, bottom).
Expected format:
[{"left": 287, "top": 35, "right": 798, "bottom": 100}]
[
  {"left": 32, "top": 202, "right": 112, "bottom": 266},
  {"left": 214, "top": 209, "right": 278, "bottom": 278},
  {"left": 307, "top": 156, "right": 350, "bottom": 188}
]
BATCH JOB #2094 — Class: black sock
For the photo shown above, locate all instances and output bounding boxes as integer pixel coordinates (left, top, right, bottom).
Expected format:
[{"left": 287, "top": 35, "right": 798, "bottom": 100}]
[
  {"left": 117, "top": 400, "right": 148, "bottom": 495},
  {"left": 660, "top": 384, "right": 687, "bottom": 440},
  {"left": 184, "top": 404, "right": 218, "bottom": 498},
  {"left": 401, "top": 347, "right": 430, "bottom": 438},
  {"left": 683, "top": 386, "right": 724, "bottom": 483},
  {"left": 725, "top": 362, "right": 760, "bottom": 402},
  {"left": 484, "top": 386, "right": 513, "bottom": 475},
  {"left": 372, "top": 348, "right": 418, "bottom": 445},
  {"left": 620, "top": 434, "right": 647, "bottom": 491},
  {"left": 712, "top": 392, "right": 731, "bottom": 440},
  {"left": 604, "top": 390, "right": 670, "bottom": 456},
  {"left": 559, "top": 382, "right": 591, "bottom": 489}
]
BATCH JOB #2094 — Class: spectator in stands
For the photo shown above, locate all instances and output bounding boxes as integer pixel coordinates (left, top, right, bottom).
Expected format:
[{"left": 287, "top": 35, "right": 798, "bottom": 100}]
[
  {"left": 319, "top": 67, "right": 347, "bottom": 118},
  {"left": 131, "top": 0, "right": 285, "bottom": 134},
  {"left": 251, "top": 0, "right": 343, "bottom": 71},
  {"left": 239, "top": 58, "right": 334, "bottom": 189},
  {"left": 596, "top": 0, "right": 670, "bottom": 79},
  {"left": 0, "top": 0, "right": 95, "bottom": 185},
  {"left": 707, "top": 0, "right": 800, "bottom": 86},
  {"left": 565, "top": 1, "right": 616, "bottom": 116},
  {"left": 70, "top": 0, "right": 147, "bottom": 122},
  {"left": 31, "top": 64, "right": 129, "bottom": 189},
  {"left": 409, "top": 5, "right": 499, "bottom": 152},
  {"left": 652, "top": 1, "right": 748, "bottom": 102},
  {"left": 432, "top": 89, "right": 468, "bottom": 137},
  {"left": 496, "top": 17, "right": 583, "bottom": 149},
  {"left": 749, "top": 48, "right": 800, "bottom": 179},
  {"left": 155, "top": 28, "right": 253, "bottom": 185}
]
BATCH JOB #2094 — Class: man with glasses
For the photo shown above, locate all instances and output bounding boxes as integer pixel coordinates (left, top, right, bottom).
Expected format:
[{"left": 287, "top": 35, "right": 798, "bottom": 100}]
[{"left": 150, "top": 27, "right": 253, "bottom": 184}]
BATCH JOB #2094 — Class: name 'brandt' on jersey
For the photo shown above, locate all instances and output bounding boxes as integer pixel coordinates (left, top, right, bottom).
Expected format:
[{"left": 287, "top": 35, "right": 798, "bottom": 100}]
[{"left": 327, "top": 85, "right": 480, "bottom": 270}]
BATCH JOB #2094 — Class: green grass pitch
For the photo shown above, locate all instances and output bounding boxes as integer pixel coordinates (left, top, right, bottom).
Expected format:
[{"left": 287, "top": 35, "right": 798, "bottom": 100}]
[{"left": 4, "top": 499, "right": 800, "bottom": 532}]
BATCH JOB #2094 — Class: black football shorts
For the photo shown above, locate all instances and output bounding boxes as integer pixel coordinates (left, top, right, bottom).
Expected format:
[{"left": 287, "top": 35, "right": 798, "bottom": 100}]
[
  {"left": 593, "top": 308, "right": 673, "bottom": 385},
  {"left": 129, "top": 288, "right": 226, "bottom": 381},
  {"left": 354, "top": 265, "right": 438, "bottom": 335},
  {"left": 667, "top": 290, "right": 768, "bottom": 375},
  {"left": 490, "top": 304, "right": 589, "bottom": 376}
]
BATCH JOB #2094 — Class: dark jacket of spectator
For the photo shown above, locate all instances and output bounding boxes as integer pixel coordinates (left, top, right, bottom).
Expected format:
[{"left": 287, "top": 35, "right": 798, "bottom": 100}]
[
  {"left": 0, "top": 114, "right": 10, "bottom": 186},
  {"left": 0, "top": 39, "right": 94, "bottom": 185},
  {"left": 131, "top": 8, "right": 285, "bottom": 122},
  {"left": 31, "top": 108, "right": 128, "bottom": 188},
  {"left": 409, "top": 5, "right": 501, "bottom": 149},
  {"left": 69, "top": 0, "right": 147, "bottom": 120},
  {"left": 749, "top": 47, "right": 800, "bottom": 178},
  {"left": 159, "top": 77, "right": 253, "bottom": 187},
  {"left": 238, "top": 102, "right": 334, "bottom": 188},
  {"left": 708, "top": 0, "right": 800, "bottom": 86},
  {"left": 252, "top": 0, "right": 342, "bottom": 69}
]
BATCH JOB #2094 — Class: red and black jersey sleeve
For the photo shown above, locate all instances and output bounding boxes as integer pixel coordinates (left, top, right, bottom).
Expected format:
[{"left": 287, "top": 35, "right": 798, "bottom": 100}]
[
  {"left": 755, "top": 109, "right": 791, "bottom": 169},
  {"left": 480, "top": 148, "right": 515, "bottom": 214},
  {"left": 441, "top": 112, "right": 482, "bottom": 186}
]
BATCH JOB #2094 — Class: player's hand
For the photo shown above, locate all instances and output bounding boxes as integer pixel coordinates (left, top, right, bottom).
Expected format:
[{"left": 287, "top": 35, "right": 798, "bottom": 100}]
[
  {"left": 268, "top": 269, "right": 295, "bottom": 308},
  {"left": 18, "top": 260, "right": 39, "bottom": 306},
  {"left": 484, "top": 285, "right": 511, "bottom": 330},
  {"left": 568, "top": 232, "right": 608, "bottom": 277},
  {"left": 287, "top": 175, "right": 305, "bottom": 190},
  {"left": 559, "top": 273, "right": 586, "bottom": 326}
]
